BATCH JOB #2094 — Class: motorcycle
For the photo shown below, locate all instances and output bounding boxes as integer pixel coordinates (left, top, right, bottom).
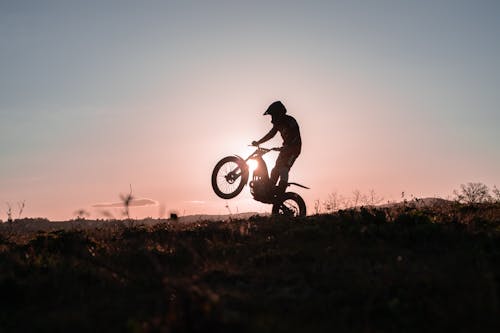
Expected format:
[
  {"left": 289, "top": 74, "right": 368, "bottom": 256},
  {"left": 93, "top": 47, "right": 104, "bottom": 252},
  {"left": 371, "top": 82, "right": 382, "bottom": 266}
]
[{"left": 211, "top": 145, "right": 309, "bottom": 217}]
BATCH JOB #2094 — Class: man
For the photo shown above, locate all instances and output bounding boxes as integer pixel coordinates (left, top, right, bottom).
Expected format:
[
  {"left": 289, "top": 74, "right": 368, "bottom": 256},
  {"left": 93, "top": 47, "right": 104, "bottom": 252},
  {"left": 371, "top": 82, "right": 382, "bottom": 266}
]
[{"left": 252, "top": 101, "right": 302, "bottom": 197}]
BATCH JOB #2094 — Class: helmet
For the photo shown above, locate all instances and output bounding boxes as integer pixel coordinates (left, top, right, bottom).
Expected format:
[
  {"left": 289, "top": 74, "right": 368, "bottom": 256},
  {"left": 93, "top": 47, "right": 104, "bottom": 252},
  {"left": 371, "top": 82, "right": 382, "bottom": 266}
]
[{"left": 263, "top": 101, "right": 287, "bottom": 117}]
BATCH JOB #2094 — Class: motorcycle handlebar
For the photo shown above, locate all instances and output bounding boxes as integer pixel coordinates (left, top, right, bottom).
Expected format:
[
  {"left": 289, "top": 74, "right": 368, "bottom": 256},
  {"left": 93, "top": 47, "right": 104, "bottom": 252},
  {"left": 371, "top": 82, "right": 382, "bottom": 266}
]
[{"left": 248, "top": 145, "right": 282, "bottom": 152}]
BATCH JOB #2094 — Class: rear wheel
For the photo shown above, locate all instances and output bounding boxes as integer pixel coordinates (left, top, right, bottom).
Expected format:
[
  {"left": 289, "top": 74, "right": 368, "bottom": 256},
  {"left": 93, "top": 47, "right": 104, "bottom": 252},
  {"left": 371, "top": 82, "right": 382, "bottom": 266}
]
[
  {"left": 211, "top": 156, "right": 249, "bottom": 199},
  {"left": 272, "top": 192, "right": 306, "bottom": 217}
]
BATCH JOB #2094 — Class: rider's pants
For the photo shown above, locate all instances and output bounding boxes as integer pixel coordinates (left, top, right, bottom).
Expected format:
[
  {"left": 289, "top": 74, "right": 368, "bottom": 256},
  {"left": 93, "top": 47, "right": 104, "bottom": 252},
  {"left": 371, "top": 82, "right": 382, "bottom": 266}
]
[{"left": 270, "top": 145, "right": 301, "bottom": 195}]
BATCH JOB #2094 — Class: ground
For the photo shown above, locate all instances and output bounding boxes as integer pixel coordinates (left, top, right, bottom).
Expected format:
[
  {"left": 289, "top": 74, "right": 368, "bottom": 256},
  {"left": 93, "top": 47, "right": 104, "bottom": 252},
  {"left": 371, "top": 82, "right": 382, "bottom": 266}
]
[{"left": 1, "top": 202, "right": 499, "bottom": 332}]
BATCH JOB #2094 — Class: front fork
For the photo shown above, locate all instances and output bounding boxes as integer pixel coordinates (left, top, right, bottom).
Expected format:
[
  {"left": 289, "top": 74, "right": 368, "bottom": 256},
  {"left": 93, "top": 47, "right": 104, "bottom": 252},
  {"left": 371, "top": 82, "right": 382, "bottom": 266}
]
[
  {"left": 225, "top": 169, "right": 242, "bottom": 184},
  {"left": 225, "top": 155, "right": 249, "bottom": 185}
]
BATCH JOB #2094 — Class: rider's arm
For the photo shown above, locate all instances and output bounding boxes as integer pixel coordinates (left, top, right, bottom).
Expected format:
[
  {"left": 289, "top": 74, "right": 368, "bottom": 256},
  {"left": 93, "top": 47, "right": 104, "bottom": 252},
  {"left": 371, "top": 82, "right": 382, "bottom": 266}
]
[{"left": 255, "top": 126, "right": 278, "bottom": 145}]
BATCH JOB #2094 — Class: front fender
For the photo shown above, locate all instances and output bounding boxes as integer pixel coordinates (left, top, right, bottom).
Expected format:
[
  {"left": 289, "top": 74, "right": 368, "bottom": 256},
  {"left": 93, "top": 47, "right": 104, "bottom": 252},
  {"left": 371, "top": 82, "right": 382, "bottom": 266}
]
[
  {"left": 233, "top": 155, "right": 249, "bottom": 184},
  {"left": 233, "top": 155, "right": 248, "bottom": 169}
]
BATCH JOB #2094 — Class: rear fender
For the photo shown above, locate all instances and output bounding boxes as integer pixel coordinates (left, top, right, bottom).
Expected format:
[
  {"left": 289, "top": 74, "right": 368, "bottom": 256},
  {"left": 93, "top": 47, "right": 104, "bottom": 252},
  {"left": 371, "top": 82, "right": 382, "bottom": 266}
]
[{"left": 288, "top": 182, "right": 310, "bottom": 190}]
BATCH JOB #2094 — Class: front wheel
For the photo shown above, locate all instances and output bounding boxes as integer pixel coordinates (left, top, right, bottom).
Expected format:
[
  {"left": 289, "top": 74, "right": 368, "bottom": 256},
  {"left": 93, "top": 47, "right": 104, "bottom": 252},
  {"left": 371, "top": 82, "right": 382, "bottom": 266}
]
[
  {"left": 272, "top": 192, "right": 306, "bottom": 217},
  {"left": 211, "top": 156, "right": 249, "bottom": 199}
]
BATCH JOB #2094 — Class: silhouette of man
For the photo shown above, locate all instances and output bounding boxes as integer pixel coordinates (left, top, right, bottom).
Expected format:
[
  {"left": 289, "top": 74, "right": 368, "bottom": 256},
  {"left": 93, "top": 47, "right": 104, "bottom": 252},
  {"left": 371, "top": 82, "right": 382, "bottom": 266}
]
[{"left": 252, "top": 101, "right": 302, "bottom": 197}]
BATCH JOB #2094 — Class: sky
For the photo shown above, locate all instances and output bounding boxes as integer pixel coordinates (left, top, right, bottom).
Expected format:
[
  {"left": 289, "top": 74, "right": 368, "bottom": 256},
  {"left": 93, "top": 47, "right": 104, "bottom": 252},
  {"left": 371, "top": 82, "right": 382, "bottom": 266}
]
[{"left": 1, "top": 0, "right": 499, "bottom": 220}]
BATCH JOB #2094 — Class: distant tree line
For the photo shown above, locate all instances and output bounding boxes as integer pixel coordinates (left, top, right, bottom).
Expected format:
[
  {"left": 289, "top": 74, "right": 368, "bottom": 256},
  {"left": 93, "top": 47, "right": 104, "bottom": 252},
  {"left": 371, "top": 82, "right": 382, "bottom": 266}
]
[{"left": 453, "top": 182, "right": 500, "bottom": 204}]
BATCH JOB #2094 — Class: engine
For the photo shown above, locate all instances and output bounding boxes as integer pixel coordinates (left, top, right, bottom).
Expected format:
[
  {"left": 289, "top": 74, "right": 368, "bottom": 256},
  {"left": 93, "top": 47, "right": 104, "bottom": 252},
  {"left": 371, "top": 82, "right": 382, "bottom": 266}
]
[{"left": 249, "top": 156, "right": 273, "bottom": 203}]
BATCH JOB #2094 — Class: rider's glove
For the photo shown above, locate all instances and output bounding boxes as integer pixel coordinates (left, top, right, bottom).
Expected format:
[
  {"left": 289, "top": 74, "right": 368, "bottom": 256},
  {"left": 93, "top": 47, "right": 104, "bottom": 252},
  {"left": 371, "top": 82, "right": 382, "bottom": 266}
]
[{"left": 251, "top": 141, "right": 259, "bottom": 146}]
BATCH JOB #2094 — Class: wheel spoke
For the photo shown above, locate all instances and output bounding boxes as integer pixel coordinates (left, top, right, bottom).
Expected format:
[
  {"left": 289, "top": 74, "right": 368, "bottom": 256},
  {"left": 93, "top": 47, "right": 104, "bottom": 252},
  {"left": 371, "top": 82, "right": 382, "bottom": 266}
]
[
  {"left": 212, "top": 157, "right": 248, "bottom": 199},
  {"left": 272, "top": 193, "right": 305, "bottom": 217},
  {"left": 279, "top": 199, "right": 300, "bottom": 216},
  {"left": 216, "top": 161, "right": 242, "bottom": 195}
]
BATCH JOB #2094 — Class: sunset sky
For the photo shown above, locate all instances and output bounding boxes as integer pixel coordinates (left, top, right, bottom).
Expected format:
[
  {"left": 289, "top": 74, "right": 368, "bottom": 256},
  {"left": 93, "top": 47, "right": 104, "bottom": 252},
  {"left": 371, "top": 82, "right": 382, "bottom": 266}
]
[{"left": 1, "top": 1, "right": 499, "bottom": 220}]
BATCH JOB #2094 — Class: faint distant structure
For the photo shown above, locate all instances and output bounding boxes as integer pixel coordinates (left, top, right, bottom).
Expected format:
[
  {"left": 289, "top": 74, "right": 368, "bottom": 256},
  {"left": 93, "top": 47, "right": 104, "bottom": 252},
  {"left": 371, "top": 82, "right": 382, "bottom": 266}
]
[
  {"left": 74, "top": 209, "right": 90, "bottom": 220},
  {"left": 100, "top": 210, "right": 115, "bottom": 220}
]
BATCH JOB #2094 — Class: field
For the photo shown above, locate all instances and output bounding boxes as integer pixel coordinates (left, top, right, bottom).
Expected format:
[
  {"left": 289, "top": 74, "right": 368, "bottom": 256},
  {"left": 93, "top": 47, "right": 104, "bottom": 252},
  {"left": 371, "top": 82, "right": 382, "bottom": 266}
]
[{"left": 1, "top": 202, "right": 499, "bottom": 332}]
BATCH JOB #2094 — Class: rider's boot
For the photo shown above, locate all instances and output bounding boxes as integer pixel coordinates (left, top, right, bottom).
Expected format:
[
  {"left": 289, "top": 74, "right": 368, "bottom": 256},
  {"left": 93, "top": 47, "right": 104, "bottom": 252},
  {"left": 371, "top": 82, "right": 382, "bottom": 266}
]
[
  {"left": 268, "top": 166, "right": 289, "bottom": 200},
  {"left": 274, "top": 167, "right": 289, "bottom": 199},
  {"left": 273, "top": 181, "right": 287, "bottom": 200}
]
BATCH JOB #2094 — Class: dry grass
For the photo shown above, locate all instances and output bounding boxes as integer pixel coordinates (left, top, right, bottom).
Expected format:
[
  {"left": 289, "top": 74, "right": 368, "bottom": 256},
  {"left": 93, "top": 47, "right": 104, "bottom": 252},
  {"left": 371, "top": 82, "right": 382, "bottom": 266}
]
[{"left": 0, "top": 202, "right": 499, "bottom": 332}]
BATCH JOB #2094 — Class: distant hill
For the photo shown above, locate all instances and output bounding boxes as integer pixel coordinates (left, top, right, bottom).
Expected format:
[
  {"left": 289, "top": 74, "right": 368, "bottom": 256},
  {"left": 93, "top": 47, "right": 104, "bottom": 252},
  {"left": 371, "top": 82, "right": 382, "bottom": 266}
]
[
  {"left": 0, "top": 212, "right": 265, "bottom": 234},
  {"left": 162, "top": 212, "right": 265, "bottom": 224}
]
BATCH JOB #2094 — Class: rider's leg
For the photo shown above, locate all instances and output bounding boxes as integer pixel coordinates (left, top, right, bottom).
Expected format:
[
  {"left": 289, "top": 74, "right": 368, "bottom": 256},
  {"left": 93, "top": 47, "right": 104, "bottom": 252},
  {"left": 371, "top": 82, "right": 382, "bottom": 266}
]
[
  {"left": 271, "top": 148, "right": 299, "bottom": 197},
  {"left": 276, "top": 166, "right": 290, "bottom": 196},
  {"left": 269, "top": 150, "right": 287, "bottom": 188},
  {"left": 269, "top": 166, "right": 280, "bottom": 187}
]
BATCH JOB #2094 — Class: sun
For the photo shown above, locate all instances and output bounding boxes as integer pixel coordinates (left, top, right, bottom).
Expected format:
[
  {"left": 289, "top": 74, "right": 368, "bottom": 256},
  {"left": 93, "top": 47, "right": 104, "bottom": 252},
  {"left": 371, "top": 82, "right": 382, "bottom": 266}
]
[{"left": 247, "top": 159, "right": 258, "bottom": 174}]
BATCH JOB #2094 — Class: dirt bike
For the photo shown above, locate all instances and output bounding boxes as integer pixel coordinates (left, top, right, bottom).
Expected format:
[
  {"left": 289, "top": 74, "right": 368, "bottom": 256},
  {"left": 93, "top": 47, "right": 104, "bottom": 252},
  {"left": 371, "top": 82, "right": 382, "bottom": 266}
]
[{"left": 211, "top": 145, "right": 309, "bottom": 217}]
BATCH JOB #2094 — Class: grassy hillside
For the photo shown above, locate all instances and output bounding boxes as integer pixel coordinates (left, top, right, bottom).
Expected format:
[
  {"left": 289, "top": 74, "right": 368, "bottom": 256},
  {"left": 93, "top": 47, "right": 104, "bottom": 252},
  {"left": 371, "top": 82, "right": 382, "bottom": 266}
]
[{"left": 1, "top": 203, "right": 499, "bottom": 332}]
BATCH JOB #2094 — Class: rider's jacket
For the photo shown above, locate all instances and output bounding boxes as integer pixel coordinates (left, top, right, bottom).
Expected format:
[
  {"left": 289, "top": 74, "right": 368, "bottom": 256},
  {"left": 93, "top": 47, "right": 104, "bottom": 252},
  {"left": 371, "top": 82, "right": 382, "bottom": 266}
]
[{"left": 272, "top": 114, "right": 302, "bottom": 149}]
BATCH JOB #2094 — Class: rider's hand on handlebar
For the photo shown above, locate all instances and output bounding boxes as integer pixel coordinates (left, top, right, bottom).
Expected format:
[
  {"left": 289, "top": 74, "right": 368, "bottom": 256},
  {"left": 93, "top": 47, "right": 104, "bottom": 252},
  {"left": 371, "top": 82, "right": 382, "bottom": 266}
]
[{"left": 251, "top": 141, "right": 259, "bottom": 147}]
